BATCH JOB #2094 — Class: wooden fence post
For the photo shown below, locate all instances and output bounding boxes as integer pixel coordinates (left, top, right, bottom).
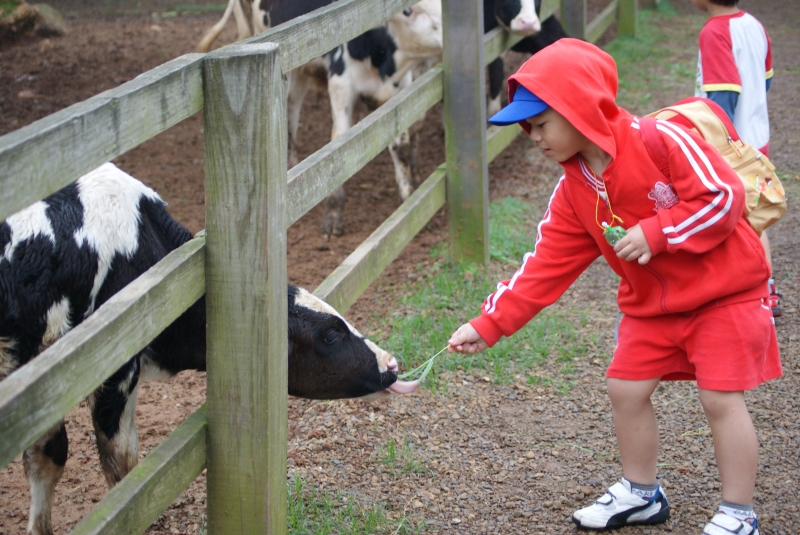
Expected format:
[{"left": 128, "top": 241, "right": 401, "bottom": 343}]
[
  {"left": 618, "top": 0, "right": 638, "bottom": 36},
  {"left": 442, "top": 0, "right": 489, "bottom": 264},
  {"left": 560, "top": 0, "right": 586, "bottom": 40},
  {"left": 202, "top": 42, "right": 288, "bottom": 535}
]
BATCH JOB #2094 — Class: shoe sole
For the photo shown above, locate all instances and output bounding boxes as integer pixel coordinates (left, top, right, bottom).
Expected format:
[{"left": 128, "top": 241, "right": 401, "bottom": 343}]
[{"left": 571, "top": 504, "right": 670, "bottom": 531}]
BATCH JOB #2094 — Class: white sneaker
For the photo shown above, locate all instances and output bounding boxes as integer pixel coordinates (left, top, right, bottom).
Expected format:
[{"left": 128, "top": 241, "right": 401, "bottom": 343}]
[
  {"left": 703, "top": 513, "right": 760, "bottom": 535},
  {"left": 572, "top": 479, "right": 670, "bottom": 530}
]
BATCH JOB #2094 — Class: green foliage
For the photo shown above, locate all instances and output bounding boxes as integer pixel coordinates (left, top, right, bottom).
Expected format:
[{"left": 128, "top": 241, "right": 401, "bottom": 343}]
[
  {"left": 287, "top": 477, "right": 422, "bottom": 534},
  {"left": 605, "top": 2, "right": 706, "bottom": 114},
  {"left": 369, "top": 198, "right": 592, "bottom": 391}
]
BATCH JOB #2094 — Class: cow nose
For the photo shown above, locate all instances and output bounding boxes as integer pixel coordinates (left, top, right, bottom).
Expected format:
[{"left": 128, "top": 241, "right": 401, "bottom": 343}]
[
  {"left": 386, "top": 357, "right": 398, "bottom": 372},
  {"left": 513, "top": 17, "right": 541, "bottom": 35}
]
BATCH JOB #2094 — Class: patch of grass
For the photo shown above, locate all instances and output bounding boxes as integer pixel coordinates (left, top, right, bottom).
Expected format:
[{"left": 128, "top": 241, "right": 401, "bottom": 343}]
[
  {"left": 370, "top": 197, "right": 593, "bottom": 391},
  {"left": 378, "top": 436, "right": 428, "bottom": 476},
  {"left": 605, "top": 2, "right": 706, "bottom": 113},
  {"left": 287, "top": 477, "right": 423, "bottom": 535}
]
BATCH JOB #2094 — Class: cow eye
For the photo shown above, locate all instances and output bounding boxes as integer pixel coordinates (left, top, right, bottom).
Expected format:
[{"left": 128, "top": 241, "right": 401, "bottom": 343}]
[
  {"left": 402, "top": 7, "right": 413, "bottom": 16},
  {"left": 323, "top": 329, "right": 340, "bottom": 345}
]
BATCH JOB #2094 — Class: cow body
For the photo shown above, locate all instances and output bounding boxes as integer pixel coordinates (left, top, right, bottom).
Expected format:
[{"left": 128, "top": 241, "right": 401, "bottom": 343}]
[
  {"left": 0, "top": 163, "right": 416, "bottom": 535},
  {"left": 198, "top": 0, "right": 443, "bottom": 237}
]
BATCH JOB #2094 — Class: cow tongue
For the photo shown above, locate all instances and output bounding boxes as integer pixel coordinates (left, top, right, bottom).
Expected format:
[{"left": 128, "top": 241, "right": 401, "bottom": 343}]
[{"left": 388, "top": 379, "right": 419, "bottom": 394}]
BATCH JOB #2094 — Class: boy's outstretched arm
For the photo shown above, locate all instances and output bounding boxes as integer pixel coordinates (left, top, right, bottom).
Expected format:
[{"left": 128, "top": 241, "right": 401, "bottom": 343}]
[{"left": 448, "top": 323, "right": 488, "bottom": 354}]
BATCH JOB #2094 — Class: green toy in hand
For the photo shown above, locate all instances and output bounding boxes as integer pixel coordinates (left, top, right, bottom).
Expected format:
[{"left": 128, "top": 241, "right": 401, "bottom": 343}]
[{"left": 602, "top": 223, "right": 626, "bottom": 246}]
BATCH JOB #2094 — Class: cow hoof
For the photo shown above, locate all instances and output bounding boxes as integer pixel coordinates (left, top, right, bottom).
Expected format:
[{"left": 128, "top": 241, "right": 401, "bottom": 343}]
[{"left": 318, "top": 214, "right": 344, "bottom": 237}]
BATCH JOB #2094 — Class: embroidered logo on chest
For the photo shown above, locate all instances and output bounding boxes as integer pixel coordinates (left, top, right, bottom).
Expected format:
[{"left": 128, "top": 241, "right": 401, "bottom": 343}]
[{"left": 648, "top": 181, "right": 680, "bottom": 212}]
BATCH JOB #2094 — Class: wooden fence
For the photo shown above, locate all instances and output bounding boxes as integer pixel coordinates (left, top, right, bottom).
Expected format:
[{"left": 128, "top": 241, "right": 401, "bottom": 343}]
[{"left": 0, "top": 0, "right": 637, "bottom": 533}]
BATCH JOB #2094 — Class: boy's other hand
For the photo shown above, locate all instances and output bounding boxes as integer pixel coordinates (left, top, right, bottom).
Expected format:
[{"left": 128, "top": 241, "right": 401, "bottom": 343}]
[
  {"left": 614, "top": 224, "right": 652, "bottom": 264},
  {"left": 448, "top": 323, "right": 488, "bottom": 354}
]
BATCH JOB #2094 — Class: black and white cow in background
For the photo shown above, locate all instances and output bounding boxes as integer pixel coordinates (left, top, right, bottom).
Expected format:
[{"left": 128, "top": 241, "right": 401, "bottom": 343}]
[
  {"left": 198, "top": 0, "right": 443, "bottom": 238},
  {"left": 484, "top": 0, "right": 568, "bottom": 115},
  {"left": 0, "top": 163, "right": 419, "bottom": 535}
]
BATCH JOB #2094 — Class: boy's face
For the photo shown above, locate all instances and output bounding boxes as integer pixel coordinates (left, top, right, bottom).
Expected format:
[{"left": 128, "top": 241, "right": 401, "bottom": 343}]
[{"left": 525, "top": 108, "right": 591, "bottom": 163}]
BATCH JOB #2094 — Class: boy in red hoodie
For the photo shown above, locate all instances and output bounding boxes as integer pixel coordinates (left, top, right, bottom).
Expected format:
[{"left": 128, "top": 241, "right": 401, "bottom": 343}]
[{"left": 448, "top": 39, "right": 780, "bottom": 534}]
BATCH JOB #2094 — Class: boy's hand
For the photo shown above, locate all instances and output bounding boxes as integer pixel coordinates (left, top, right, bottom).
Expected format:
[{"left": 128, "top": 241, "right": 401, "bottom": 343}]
[
  {"left": 448, "top": 323, "right": 488, "bottom": 354},
  {"left": 614, "top": 224, "right": 652, "bottom": 264}
]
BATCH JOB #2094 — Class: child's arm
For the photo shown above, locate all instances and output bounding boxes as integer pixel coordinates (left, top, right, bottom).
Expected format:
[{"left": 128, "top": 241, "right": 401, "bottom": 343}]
[
  {"left": 637, "top": 127, "right": 746, "bottom": 257},
  {"left": 463, "top": 177, "right": 601, "bottom": 347}
]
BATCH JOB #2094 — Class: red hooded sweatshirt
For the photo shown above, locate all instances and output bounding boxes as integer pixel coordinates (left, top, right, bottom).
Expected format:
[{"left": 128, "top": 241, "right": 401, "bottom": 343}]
[{"left": 470, "top": 39, "right": 770, "bottom": 347}]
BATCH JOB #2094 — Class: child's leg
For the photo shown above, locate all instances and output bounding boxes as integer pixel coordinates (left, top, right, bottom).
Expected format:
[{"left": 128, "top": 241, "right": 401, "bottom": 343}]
[
  {"left": 698, "top": 389, "right": 758, "bottom": 504},
  {"left": 607, "top": 377, "right": 661, "bottom": 483}
]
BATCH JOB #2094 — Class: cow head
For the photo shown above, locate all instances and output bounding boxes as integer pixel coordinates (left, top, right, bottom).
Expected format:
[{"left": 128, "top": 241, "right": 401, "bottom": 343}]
[
  {"left": 495, "top": 0, "right": 541, "bottom": 35},
  {"left": 287, "top": 286, "right": 418, "bottom": 400},
  {"left": 387, "top": 0, "right": 443, "bottom": 61}
]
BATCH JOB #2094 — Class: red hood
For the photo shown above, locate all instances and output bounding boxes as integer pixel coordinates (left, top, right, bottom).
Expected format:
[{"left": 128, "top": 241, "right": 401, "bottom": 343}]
[{"left": 507, "top": 38, "right": 622, "bottom": 161}]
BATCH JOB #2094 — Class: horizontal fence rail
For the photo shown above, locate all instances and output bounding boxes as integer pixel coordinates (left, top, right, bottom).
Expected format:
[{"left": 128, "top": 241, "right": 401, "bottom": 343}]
[
  {"left": 0, "top": 237, "right": 205, "bottom": 469},
  {"left": 0, "top": 54, "right": 204, "bottom": 223},
  {"left": 68, "top": 407, "right": 208, "bottom": 535}
]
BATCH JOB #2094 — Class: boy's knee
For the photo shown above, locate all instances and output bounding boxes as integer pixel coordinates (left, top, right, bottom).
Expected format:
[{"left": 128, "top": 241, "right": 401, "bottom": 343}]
[{"left": 698, "top": 389, "right": 746, "bottom": 419}]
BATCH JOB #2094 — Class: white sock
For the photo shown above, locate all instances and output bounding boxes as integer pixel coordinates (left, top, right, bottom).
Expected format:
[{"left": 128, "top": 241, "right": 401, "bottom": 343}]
[{"left": 719, "top": 501, "right": 756, "bottom": 525}]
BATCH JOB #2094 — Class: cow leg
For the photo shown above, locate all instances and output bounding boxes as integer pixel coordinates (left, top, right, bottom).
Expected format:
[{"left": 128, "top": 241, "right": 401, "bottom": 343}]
[
  {"left": 88, "top": 358, "right": 141, "bottom": 487},
  {"left": 23, "top": 421, "right": 68, "bottom": 535},
  {"left": 232, "top": 0, "right": 253, "bottom": 41},
  {"left": 319, "top": 67, "right": 357, "bottom": 237},
  {"left": 287, "top": 69, "right": 313, "bottom": 168},
  {"left": 487, "top": 56, "right": 505, "bottom": 117},
  {"left": 388, "top": 128, "right": 418, "bottom": 201}
]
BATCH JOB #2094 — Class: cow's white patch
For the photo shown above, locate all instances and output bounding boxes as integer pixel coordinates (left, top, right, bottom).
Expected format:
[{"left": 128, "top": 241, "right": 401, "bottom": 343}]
[
  {"left": 40, "top": 297, "right": 72, "bottom": 351},
  {"left": 0, "top": 337, "right": 17, "bottom": 381},
  {"left": 507, "top": 0, "right": 541, "bottom": 35},
  {"left": 73, "top": 163, "right": 162, "bottom": 315},
  {"left": 140, "top": 354, "right": 175, "bottom": 383},
  {"left": 3, "top": 201, "right": 55, "bottom": 262}
]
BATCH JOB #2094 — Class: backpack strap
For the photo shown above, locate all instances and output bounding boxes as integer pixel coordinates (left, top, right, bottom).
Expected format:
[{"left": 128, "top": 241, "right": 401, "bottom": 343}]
[{"left": 639, "top": 117, "right": 671, "bottom": 179}]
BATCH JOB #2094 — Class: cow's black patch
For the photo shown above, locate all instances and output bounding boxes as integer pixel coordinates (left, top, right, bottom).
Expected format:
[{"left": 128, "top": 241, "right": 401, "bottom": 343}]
[
  {"left": 43, "top": 421, "right": 69, "bottom": 467},
  {"left": 494, "top": 0, "right": 523, "bottom": 27},
  {"left": 327, "top": 45, "right": 346, "bottom": 77},
  {"left": 265, "top": 0, "right": 335, "bottom": 26},
  {"left": 347, "top": 27, "right": 397, "bottom": 80}
]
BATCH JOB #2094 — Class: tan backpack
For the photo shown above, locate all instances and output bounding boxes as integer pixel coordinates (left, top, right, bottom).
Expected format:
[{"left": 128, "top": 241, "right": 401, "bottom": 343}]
[{"left": 639, "top": 97, "right": 786, "bottom": 236}]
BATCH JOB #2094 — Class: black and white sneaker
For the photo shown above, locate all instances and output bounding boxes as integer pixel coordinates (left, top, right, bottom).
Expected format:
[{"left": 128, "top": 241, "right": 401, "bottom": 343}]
[
  {"left": 703, "top": 513, "right": 760, "bottom": 535},
  {"left": 572, "top": 479, "right": 670, "bottom": 530}
]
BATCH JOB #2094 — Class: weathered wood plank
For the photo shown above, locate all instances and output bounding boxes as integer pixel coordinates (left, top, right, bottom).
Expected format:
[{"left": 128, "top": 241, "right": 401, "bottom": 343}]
[
  {"left": 0, "top": 54, "right": 204, "bottom": 223},
  {"left": 313, "top": 122, "right": 523, "bottom": 311},
  {"left": 560, "top": 0, "right": 586, "bottom": 40},
  {"left": 203, "top": 43, "right": 288, "bottom": 535},
  {"left": 244, "top": 0, "right": 418, "bottom": 72},
  {"left": 586, "top": 0, "right": 620, "bottom": 43},
  {"left": 69, "top": 407, "right": 207, "bottom": 535},
  {"left": 314, "top": 166, "right": 446, "bottom": 313},
  {"left": 287, "top": 65, "right": 442, "bottom": 226},
  {"left": 539, "top": 0, "right": 560, "bottom": 20},
  {"left": 487, "top": 124, "right": 523, "bottom": 163},
  {"left": 483, "top": 26, "right": 525, "bottom": 65},
  {"left": 617, "top": 0, "right": 637, "bottom": 37},
  {"left": 443, "top": 0, "right": 490, "bottom": 264},
  {"left": 0, "top": 237, "right": 206, "bottom": 470}
]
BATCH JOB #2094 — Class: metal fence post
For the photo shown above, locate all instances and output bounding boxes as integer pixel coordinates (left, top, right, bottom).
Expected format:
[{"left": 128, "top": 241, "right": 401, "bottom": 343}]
[
  {"left": 560, "top": 0, "right": 586, "bottom": 40},
  {"left": 442, "top": 0, "right": 489, "bottom": 264},
  {"left": 202, "top": 42, "right": 288, "bottom": 535}
]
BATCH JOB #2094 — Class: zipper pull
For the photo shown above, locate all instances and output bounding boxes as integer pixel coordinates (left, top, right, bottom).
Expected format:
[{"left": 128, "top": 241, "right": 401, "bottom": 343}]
[{"left": 727, "top": 136, "right": 743, "bottom": 157}]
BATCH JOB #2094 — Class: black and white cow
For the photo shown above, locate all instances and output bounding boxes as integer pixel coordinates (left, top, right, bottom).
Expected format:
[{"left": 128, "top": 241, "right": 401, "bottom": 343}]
[
  {"left": 198, "top": 0, "right": 443, "bottom": 237},
  {"left": 484, "top": 0, "right": 568, "bottom": 115},
  {"left": 0, "top": 163, "right": 418, "bottom": 535}
]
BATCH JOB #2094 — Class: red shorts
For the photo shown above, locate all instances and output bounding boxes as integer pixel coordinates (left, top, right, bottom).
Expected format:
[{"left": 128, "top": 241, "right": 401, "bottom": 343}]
[{"left": 608, "top": 298, "right": 782, "bottom": 391}]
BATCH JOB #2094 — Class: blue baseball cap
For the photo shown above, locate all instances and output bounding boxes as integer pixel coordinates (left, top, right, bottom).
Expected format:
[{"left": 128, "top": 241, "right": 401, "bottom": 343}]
[{"left": 488, "top": 84, "right": 549, "bottom": 126}]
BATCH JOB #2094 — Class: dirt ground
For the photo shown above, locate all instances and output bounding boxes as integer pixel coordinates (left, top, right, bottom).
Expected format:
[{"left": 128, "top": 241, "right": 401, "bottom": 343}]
[{"left": 1, "top": 0, "right": 799, "bottom": 534}]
